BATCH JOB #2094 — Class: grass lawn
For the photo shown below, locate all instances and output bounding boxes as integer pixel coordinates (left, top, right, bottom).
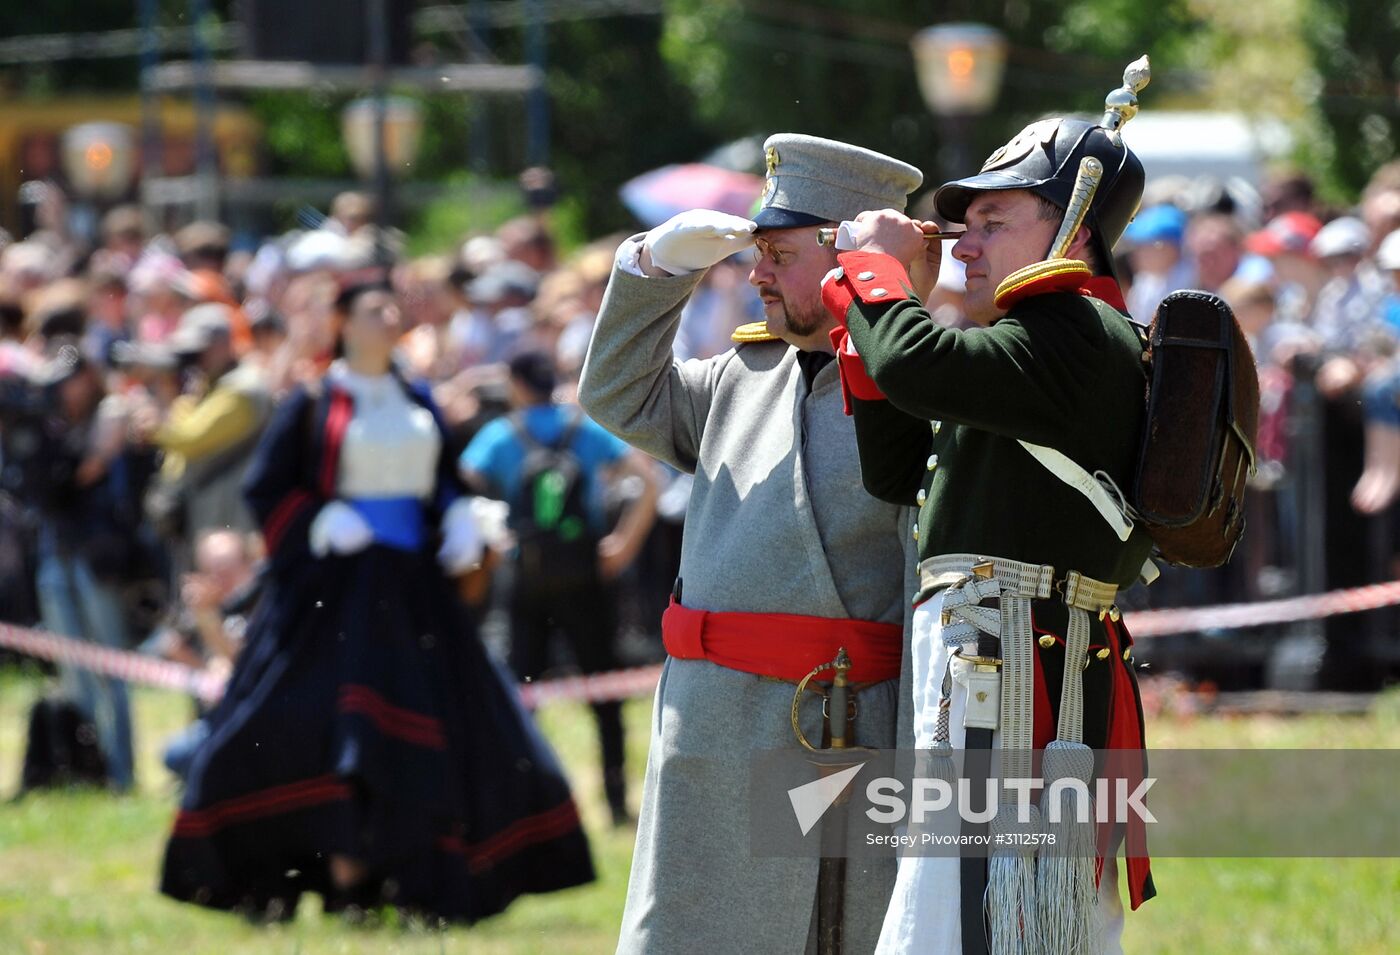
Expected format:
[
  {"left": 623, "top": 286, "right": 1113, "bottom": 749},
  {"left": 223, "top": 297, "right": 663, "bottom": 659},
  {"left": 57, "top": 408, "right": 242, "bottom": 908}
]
[{"left": 1, "top": 664, "right": 1398, "bottom": 954}]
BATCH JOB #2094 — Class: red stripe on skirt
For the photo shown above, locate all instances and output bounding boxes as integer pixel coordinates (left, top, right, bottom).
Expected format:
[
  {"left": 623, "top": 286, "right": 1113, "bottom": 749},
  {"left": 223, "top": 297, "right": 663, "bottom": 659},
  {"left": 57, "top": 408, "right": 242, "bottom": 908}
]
[
  {"left": 437, "top": 800, "right": 583, "bottom": 875},
  {"left": 172, "top": 774, "right": 352, "bottom": 837},
  {"left": 337, "top": 685, "right": 448, "bottom": 750}
]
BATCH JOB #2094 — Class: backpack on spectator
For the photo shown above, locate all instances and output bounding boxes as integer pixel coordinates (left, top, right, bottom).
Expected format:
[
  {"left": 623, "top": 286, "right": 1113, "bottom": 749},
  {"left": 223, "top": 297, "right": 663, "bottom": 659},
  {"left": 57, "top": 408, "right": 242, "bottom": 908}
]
[
  {"left": 19, "top": 695, "right": 109, "bottom": 793},
  {"left": 509, "top": 409, "right": 599, "bottom": 596}
]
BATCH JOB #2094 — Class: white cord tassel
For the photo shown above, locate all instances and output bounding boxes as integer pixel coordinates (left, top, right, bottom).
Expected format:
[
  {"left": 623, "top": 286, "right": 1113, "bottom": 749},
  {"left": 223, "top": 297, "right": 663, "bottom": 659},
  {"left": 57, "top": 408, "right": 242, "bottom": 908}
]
[
  {"left": 986, "top": 804, "right": 1042, "bottom": 955},
  {"left": 1037, "top": 740, "right": 1102, "bottom": 955}
]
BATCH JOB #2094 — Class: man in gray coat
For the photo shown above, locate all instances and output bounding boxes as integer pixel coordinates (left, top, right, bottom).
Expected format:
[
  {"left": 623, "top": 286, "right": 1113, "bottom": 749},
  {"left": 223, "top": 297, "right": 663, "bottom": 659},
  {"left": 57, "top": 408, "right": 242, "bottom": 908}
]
[{"left": 579, "top": 134, "right": 926, "bottom": 954}]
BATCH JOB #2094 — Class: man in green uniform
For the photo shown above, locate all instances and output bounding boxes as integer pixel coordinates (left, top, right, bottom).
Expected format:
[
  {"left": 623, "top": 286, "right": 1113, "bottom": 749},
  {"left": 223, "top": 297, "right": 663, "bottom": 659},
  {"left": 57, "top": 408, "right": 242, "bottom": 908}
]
[{"left": 822, "top": 111, "right": 1158, "bottom": 954}]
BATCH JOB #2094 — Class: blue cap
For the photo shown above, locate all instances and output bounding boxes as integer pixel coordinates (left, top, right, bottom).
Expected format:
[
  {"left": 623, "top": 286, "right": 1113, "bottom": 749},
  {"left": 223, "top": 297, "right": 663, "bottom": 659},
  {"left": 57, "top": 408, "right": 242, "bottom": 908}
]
[{"left": 1124, "top": 204, "right": 1187, "bottom": 247}]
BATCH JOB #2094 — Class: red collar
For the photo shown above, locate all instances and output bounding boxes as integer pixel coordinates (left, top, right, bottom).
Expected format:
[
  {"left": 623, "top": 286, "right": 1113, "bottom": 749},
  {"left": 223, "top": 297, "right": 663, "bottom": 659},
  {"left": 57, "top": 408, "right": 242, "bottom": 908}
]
[{"left": 1078, "top": 275, "right": 1128, "bottom": 313}]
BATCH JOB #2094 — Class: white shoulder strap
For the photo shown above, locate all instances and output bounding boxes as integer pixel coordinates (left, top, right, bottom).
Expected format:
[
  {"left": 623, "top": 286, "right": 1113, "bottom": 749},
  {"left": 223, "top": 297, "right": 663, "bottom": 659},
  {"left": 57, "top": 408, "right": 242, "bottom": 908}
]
[{"left": 1016, "top": 440, "right": 1135, "bottom": 542}]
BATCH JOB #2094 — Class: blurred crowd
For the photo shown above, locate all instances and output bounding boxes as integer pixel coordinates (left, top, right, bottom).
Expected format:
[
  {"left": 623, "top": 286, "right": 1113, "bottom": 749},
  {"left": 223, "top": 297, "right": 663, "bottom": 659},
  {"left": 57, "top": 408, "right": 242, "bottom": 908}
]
[
  {"left": 0, "top": 186, "right": 721, "bottom": 794},
  {"left": 6, "top": 154, "right": 1400, "bottom": 788},
  {"left": 1106, "top": 163, "right": 1400, "bottom": 687}
]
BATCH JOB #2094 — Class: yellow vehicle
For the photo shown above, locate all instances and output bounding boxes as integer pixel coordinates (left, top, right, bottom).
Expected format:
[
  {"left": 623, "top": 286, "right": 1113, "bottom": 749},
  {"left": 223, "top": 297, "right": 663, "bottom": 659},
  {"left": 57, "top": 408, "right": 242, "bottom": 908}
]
[{"left": 0, "top": 94, "right": 260, "bottom": 235}]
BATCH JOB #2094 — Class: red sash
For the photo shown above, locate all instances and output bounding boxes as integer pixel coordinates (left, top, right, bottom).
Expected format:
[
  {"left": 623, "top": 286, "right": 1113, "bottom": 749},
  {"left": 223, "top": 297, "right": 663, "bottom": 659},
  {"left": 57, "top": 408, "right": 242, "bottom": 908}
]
[{"left": 660, "top": 598, "right": 902, "bottom": 683}]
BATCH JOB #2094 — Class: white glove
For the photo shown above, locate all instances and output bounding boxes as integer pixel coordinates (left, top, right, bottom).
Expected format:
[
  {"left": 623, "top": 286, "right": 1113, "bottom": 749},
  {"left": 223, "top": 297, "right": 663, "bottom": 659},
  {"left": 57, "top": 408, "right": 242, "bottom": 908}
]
[
  {"left": 437, "top": 497, "right": 484, "bottom": 575},
  {"left": 644, "top": 210, "right": 757, "bottom": 275},
  {"left": 309, "top": 501, "right": 374, "bottom": 557}
]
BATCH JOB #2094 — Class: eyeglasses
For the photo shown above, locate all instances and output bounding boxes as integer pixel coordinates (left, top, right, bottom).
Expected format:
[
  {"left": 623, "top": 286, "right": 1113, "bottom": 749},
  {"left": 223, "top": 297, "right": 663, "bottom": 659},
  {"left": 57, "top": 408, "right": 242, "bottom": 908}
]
[{"left": 752, "top": 237, "right": 798, "bottom": 267}]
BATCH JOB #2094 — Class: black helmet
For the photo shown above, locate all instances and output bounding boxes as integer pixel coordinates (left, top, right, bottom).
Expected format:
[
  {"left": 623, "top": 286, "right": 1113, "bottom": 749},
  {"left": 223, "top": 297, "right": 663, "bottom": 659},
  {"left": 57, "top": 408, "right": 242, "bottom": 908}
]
[{"left": 933, "top": 117, "right": 1145, "bottom": 278}]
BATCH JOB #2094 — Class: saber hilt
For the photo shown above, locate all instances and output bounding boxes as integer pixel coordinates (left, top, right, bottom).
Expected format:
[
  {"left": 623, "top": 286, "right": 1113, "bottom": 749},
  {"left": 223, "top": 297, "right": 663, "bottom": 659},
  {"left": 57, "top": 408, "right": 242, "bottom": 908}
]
[{"left": 791, "top": 647, "right": 853, "bottom": 753}]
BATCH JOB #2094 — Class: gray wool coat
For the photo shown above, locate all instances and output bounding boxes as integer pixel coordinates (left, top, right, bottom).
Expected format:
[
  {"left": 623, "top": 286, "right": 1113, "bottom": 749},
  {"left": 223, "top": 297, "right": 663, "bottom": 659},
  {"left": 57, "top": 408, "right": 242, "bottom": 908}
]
[{"left": 578, "top": 239, "right": 918, "bottom": 955}]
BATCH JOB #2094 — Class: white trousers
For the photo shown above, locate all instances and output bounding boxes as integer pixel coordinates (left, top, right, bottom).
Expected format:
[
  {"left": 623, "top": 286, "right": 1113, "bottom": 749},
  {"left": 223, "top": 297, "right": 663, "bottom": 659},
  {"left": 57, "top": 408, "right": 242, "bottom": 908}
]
[{"left": 873, "top": 593, "right": 1125, "bottom": 955}]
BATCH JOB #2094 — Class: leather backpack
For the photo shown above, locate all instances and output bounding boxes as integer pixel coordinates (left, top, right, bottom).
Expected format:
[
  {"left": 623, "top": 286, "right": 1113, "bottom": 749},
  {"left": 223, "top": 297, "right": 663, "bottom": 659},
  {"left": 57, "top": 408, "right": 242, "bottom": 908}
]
[{"left": 1132, "top": 289, "right": 1260, "bottom": 567}]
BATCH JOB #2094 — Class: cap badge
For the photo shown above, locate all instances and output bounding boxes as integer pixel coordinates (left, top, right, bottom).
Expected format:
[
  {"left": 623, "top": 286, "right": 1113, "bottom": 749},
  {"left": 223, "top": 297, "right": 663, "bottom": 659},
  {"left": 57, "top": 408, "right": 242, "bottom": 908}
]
[{"left": 980, "top": 119, "right": 1058, "bottom": 172}]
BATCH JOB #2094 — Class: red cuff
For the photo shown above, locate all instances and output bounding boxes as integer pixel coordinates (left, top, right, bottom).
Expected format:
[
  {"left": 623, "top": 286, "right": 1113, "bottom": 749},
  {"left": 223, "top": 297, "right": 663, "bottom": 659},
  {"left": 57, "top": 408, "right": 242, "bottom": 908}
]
[
  {"left": 828, "top": 326, "right": 885, "bottom": 415},
  {"left": 820, "top": 251, "right": 915, "bottom": 327},
  {"left": 821, "top": 269, "right": 857, "bottom": 327},
  {"left": 835, "top": 251, "right": 913, "bottom": 304}
]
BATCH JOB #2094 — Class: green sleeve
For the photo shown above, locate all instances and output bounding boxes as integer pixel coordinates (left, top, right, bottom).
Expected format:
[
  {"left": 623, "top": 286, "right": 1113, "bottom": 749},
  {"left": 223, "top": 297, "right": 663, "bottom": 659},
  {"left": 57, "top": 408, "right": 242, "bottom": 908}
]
[
  {"left": 844, "top": 294, "right": 1105, "bottom": 446},
  {"left": 851, "top": 395, "right": 931, "bottom": 505}
]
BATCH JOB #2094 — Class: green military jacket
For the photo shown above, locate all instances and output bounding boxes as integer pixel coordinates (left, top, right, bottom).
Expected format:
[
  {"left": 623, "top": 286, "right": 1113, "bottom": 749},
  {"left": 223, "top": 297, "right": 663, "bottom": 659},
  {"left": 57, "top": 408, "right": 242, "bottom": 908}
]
[{"left": 838, "top": 259, "right": 1154, "bottom": 590}]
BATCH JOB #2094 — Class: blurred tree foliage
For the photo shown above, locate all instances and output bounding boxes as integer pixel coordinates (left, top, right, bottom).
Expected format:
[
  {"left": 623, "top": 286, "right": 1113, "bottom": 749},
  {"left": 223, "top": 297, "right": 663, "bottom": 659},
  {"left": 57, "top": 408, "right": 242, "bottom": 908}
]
[
  {"left": 661, "top": 0, "right": 1211, "bottom": 205},
  {"left": 0, "top": 0, "right": 233, "bottom": 94},
  {"left": 480, "top": 10, "right": 711, "bottom": 235},
  {"left": 8, "top": 0, "right": 1399, "bottom": 238},
  {"left": 1301, "top": 0, "right": 1400, "bottom": 197}
]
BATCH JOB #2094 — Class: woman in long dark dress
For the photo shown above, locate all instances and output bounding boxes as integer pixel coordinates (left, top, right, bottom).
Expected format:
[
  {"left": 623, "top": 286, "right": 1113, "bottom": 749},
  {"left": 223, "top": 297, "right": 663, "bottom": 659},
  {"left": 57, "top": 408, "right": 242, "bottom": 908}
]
[{"left": 160, "top": 282, "right": 594, "bottom": 921}]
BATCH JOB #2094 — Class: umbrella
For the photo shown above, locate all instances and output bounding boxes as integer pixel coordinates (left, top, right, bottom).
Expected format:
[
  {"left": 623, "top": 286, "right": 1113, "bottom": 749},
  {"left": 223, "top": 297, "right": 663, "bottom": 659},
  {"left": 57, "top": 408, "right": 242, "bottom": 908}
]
[{"left": 619, "top": 163, "right": 765, "bottom": 228}]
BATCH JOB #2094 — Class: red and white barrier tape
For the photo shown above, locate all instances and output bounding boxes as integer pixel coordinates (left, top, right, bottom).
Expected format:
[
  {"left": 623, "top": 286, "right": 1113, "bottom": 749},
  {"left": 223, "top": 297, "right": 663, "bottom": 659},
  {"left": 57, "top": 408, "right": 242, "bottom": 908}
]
[
  {"left": 1124, "top": 579, "right": 1400, "bottom": 637},
  {"left": 5, "top": 580, "right": 1400, "bottom": 705},
  {"left": 518, "top": 666, "right": 662, "bottom": 708},
  {"left": 0, "top": 622, "right": 226, "bottom": 703},
  {"left": 0, "top": 620, "right": 660, "bottom": 708}
]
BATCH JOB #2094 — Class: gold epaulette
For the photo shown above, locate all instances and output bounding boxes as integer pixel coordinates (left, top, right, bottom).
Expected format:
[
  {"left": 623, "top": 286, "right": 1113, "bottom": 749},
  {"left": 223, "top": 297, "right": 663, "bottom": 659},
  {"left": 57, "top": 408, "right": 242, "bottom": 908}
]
[
  {"left": 731, "top": 321, "right": 780, "bottom": 344},
  {"left": 993, "top": 258, "right": 1093, "bottom": 310}
]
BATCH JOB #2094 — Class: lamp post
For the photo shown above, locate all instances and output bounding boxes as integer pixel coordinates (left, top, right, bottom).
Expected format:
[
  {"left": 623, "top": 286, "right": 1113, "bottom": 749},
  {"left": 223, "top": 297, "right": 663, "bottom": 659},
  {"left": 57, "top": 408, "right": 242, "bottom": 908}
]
[
  {"left": 341, "top": 94, "right": 423, "bottom": 266},
  {"left": 910, "top": 23, "right": 1009, "bottom": 183},
  {"left": 63, "top": 122, "right": 138, "bottom": 202},
  {"left": 341, "top": 96, "right": 425, "bottom": 184}
]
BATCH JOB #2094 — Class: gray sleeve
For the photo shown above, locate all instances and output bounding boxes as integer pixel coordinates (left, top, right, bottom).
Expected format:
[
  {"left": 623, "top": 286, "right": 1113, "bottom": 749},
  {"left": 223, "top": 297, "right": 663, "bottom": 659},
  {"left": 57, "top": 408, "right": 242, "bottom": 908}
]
[{"left": 578, "top": 240, "right": 732, "bottom": 473}]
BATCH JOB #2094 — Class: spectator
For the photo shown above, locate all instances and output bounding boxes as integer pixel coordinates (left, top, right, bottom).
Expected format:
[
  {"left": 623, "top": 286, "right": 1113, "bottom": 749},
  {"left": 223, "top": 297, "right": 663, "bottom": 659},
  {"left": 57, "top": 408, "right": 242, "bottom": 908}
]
[
  {"left": 1124, "top": 203, "right": 1191, "bottom": 320},
  {"left": 1185, "top": 212, "right": 1252, "bottom": 292},
  {"left": 1260, "top": 170, "right": 1317, "bottom": 222},
  {"left": 1309, "top": 216, "right": 1375, "bottom": 351},
  {"left": 459, "top": 260, "right": 539, "bottom": 363},
  {"left": 149, "top": 304, "right": 271, "bottom": 549},
  {"left": 28, "top": 345, "right": 137, "bottom": 791},
  {"left": 96, "top": 205, "right": 147, "bottom": 274},
  {"left": 460, "top": 349, "right": 658, "bottom": 825},
  {"left": 497, "top": 215, "right": 556, "bottom": 273},
  {"left": 329, "top": 190, "right": 376, "bottom": 236},
  {"left": 1244, "top": 211, "right": 1325, "bottom": 323},
  {"left": 84, "top": 266, "right": 130, "bottom": 367},
  {"left": 174, "top": 221, "right": 231, "bottom": 274},
  {"left": 153, "top": 528, "right": 261, "bottom": 779}
]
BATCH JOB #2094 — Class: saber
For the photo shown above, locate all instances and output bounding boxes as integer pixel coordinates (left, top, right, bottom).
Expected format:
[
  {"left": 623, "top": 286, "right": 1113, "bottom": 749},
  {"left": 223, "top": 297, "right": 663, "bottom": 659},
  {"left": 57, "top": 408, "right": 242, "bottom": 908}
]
[{"left": 792, "top": 648, "right": 860, "bottom": 955}]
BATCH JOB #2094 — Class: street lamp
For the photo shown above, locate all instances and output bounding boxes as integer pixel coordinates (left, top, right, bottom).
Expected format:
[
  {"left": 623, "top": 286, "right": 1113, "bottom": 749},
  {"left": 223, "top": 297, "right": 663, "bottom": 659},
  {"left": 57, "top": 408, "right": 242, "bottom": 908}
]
[
  {"left": 62, "top": 122, "right": 138, "bottom": 201},
  {"left": 341, "top": 96, "right": 425, "bottom": 181},
  {"left": 910, "top": 23, "right": 1008, "bottom": 182}
]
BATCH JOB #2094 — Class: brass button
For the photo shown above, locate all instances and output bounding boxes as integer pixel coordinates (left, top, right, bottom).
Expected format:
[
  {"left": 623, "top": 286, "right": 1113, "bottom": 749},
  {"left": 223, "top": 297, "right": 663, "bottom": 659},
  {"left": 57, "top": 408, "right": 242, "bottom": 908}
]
[
  {"left": 926, "top": 454, "right": 939, "bottom": 471},
  {"left": 1123, "top": 647, "right": 1133, "bottom": 662},
  {"left": 1038, "top": 634, "right": 1056, "bottom": 649},
  {"left": 932, "top": 420, "right": 942, "bottom": 435},
  {"left": 1096, "top": 648, "right": 1111, "bottom": 661},
  {"left": 916, "top": 488, "right": 927, "bottom": 506},
  {"left": 1109, "top": 606, "right": 1121, "bottom": 622},
  {"left": 857, "top": 270, "right": 876, "bottom": 281},
  {"left": 912, "top": 522, "right": 920, "bottom": 541}
]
